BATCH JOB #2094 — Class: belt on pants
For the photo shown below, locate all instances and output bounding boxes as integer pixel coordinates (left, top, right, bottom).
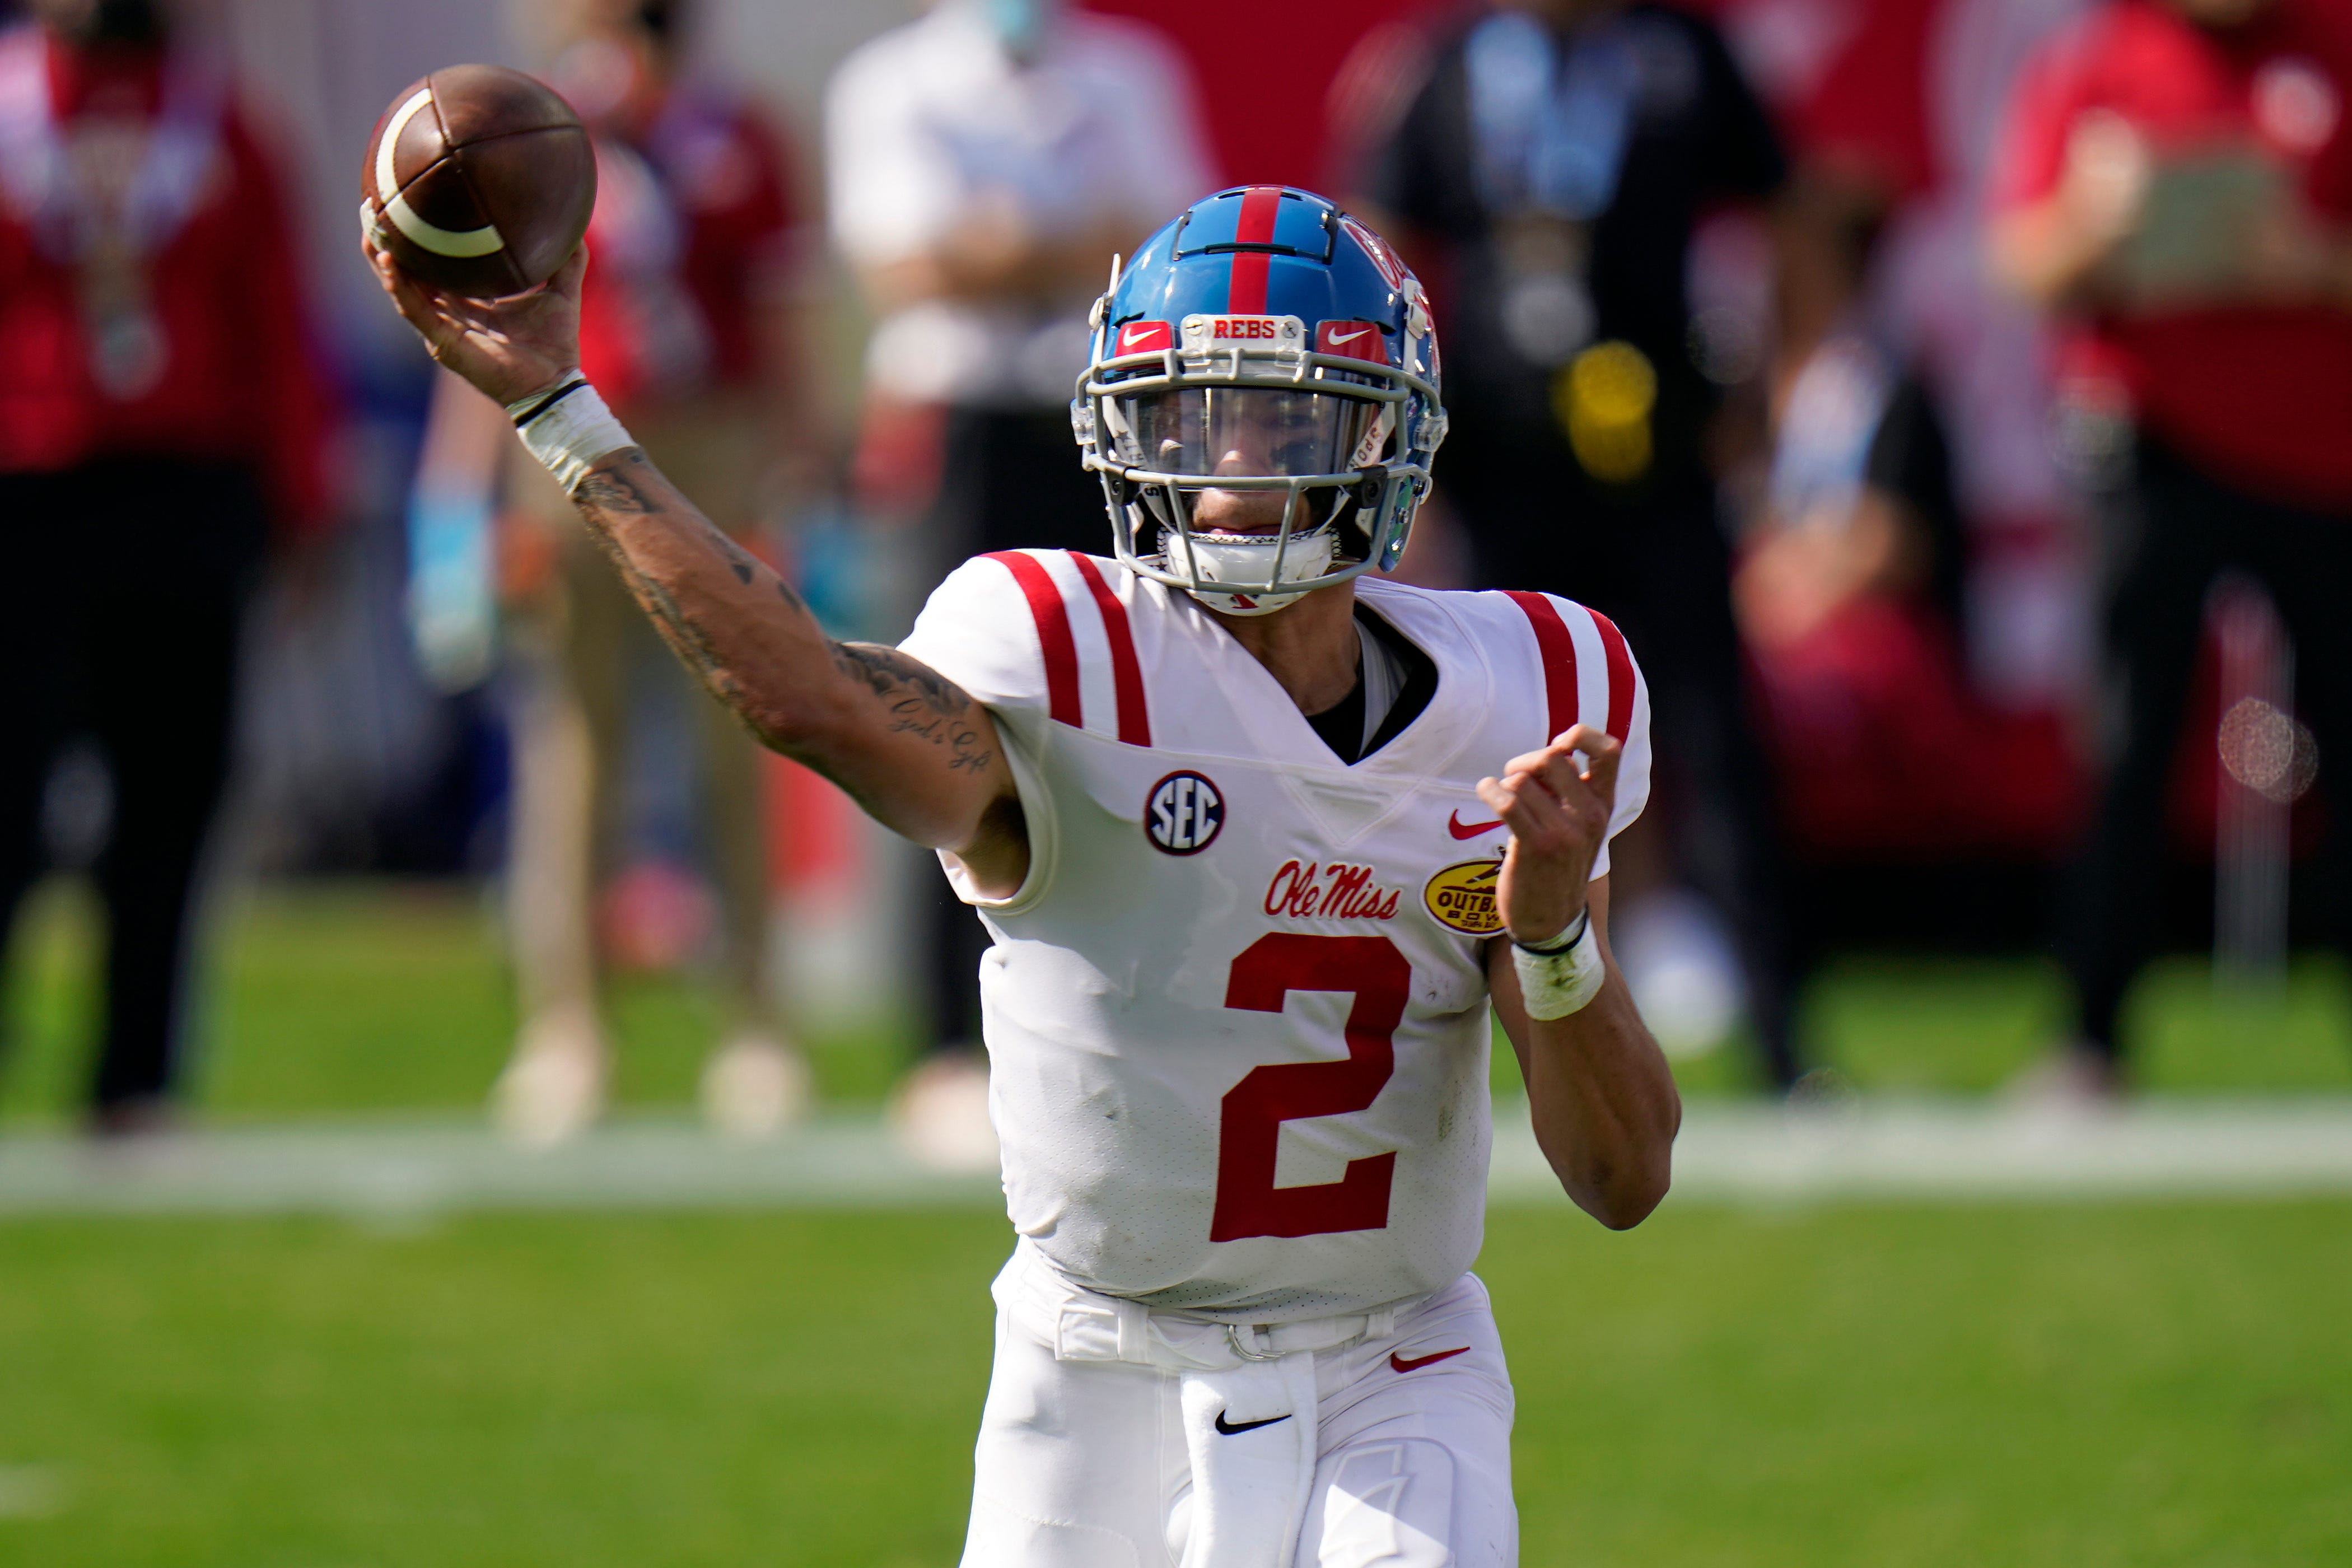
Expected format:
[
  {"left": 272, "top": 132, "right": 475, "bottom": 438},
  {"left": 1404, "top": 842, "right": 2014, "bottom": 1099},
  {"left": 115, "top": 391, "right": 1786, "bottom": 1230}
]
[{"left": 995, "top": 1238, "right": 1422, "bottom": 1373}]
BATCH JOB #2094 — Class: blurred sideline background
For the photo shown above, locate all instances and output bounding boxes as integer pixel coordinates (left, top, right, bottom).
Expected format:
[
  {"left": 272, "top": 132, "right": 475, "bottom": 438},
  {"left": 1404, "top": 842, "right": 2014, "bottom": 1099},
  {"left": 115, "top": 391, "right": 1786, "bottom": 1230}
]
[
  {"left": 2, "top": 0, "right": 2349, "bottom": 1562},
  {"left": 0, "top": 0, "right": 2344, "bottom": 1122}
]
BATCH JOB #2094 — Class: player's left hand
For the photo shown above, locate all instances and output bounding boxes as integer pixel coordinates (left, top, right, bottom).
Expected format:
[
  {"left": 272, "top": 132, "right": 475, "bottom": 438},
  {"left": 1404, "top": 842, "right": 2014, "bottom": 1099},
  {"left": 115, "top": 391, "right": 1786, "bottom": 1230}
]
[{"left": 1476, "top": 724, "right": 1620, "bottom": 945}]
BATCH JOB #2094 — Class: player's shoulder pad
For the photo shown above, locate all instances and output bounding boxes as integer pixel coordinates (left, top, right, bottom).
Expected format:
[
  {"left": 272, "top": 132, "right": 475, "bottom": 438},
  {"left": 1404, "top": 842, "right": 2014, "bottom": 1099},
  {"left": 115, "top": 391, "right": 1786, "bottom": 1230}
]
[
  {"left": 1457, "top": 589, "right": 1653, "bottom": 851},
  {"left": 1474, "top": 588, "right": 1649, "bottom": 753},
  {"left": 898, "top": 550, "right": 1156, "bottom": 745}
]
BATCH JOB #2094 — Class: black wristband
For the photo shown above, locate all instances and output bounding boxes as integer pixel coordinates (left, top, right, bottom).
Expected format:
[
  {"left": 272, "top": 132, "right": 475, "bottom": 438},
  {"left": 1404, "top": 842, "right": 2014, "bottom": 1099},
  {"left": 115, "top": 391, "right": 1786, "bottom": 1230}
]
[
  {"left": 511, "top": 377, "right": 590, "bottom": 429},
  {"left": 1513, "top": 907, "right": 1589, "bottom": 956}
]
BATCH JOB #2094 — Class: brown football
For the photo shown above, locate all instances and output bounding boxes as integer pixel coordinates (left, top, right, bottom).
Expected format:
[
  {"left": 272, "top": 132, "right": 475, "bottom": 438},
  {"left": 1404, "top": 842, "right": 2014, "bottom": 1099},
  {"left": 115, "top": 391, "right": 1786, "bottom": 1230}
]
[{"left": 362, "top": 64, "right": 595, "bottom": 298}]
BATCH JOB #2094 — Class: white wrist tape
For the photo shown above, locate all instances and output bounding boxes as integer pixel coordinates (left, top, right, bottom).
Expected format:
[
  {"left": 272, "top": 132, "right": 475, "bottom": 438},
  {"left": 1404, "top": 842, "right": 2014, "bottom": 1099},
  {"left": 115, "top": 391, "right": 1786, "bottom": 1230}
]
[
  {"left": 1513, "top": 912, "right": 1606, "bottom": 1021},
  {"left": 507, "top": 376, "right": 633, "bottom": 495}
]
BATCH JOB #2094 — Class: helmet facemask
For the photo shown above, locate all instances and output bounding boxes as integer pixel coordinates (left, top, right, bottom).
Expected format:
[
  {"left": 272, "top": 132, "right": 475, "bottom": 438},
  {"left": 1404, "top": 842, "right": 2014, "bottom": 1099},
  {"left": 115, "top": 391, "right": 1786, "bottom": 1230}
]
[
  {"left": 1105, "top": 382, "right": 1391, "bottom": 615},
  {"left": 1076, "top": 309, "right": 1438, "bottom": 617}
]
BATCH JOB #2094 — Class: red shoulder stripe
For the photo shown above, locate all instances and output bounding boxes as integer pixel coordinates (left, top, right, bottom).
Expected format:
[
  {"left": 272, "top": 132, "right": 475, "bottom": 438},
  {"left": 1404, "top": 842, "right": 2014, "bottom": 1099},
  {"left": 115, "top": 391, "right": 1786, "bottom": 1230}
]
[
  {"left": 1226, "top": 185, "right": 1282, "bottom": 316},
  {"left": 1590, "top": 609, "right": 1634, "bottom": 742},
  {"left": 985, "top": 551, "right": 1081, "bottom": 729},
  {"left": 1501, "top": 590, "right": 1579, "bottom": 742},
  {"left": 1067, "top": 553, "right": 1151, "bottom": 746}
]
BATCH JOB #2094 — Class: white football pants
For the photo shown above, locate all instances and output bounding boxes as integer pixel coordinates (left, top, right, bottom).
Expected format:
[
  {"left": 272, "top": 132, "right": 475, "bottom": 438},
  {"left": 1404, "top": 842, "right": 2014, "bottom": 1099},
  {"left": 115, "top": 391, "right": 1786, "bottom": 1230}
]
[{"left": 960, "top": 1242, "right": 1518, "bottom": 1568}]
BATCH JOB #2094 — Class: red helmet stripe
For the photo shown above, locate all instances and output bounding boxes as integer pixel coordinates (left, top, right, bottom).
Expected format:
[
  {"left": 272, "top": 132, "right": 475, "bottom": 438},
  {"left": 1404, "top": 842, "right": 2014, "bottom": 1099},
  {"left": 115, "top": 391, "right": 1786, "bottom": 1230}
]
[{"left": 1225, "top": 185, "right": 1283, "bottom": 315}]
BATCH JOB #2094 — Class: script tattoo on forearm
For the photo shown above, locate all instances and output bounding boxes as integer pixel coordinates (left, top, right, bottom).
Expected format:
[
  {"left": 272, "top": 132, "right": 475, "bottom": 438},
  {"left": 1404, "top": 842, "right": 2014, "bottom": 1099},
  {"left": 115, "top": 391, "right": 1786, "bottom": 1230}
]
[{"left": 831, "top": 643, "right": 996, "bottom": 774}]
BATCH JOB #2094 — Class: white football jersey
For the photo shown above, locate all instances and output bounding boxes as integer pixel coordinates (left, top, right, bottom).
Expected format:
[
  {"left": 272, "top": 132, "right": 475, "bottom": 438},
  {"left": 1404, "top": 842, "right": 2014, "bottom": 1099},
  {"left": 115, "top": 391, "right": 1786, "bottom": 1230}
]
[{"left": 899, "top": 550, "right": 1651, "bottom": 1322}]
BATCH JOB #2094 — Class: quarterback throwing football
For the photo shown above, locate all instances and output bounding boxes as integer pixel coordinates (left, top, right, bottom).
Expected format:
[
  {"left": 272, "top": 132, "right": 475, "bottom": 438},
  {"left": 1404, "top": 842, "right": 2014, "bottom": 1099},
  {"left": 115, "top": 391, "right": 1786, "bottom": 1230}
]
[{"left": 370, "top": 184, "right": 1678, "bottom": 1568}]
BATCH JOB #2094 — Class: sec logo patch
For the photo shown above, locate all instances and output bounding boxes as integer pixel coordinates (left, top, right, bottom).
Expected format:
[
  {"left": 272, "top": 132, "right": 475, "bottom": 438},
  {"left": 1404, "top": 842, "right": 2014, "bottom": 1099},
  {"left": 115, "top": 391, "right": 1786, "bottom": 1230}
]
[
  {"left": 1424, "top": 859, "right": 1504, "bottom": 934},
  {"left": 1145, "top": 771, "right": 1225, "bottom": 856}
]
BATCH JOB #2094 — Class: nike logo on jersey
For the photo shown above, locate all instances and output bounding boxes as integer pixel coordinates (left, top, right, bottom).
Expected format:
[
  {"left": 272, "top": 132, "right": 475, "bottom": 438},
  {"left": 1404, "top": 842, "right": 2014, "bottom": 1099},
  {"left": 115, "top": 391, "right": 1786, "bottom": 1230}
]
[
  {"left": 1447, "top": 811, "right": 1505, "bottom": 840},
  {"left": 1214, "top": 1410, "right": 1294, "bottom": 1435},
  {"left": 1326, "top": 327, "right": 1370, "bottom": 346},
  {"left": 1389, "top": 1347, "right": 1470, "bottom": 1374}
]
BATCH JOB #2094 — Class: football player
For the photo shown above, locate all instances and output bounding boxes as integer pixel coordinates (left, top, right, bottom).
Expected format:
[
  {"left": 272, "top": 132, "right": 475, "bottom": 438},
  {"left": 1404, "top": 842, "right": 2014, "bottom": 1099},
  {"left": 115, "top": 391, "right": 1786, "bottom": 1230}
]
[{"left": 368, "top": 184, "right": 1678, "bottom": 1568}]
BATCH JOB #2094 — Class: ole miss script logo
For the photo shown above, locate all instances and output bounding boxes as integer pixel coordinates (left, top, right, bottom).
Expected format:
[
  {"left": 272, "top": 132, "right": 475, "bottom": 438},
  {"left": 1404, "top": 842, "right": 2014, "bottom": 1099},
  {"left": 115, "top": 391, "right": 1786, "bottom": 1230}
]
[{"left": 1146, "top": 772, "right": 1225, "bottom": 855}]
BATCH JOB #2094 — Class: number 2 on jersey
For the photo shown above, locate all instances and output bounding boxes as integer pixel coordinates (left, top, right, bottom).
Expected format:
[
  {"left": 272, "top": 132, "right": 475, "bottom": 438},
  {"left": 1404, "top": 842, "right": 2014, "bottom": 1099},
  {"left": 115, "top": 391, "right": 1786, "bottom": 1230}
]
[{"left": 1211, "top": 933, "right": 1409, "bottom": 1242}]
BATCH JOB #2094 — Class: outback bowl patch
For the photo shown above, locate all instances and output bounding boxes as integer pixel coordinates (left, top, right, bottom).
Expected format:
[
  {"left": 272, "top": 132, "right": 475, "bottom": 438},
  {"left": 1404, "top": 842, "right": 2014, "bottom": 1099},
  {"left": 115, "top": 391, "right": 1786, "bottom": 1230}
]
[{"left": 1424, "top": 859, "right": 1504, "bottom": 935}]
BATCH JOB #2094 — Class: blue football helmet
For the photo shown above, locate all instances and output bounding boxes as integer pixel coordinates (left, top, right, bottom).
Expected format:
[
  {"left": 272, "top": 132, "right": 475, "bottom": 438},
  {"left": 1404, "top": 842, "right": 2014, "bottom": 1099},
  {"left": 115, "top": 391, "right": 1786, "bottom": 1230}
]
[{"left": 1072, "top": 186, "right": 1447, "bottom": 615}]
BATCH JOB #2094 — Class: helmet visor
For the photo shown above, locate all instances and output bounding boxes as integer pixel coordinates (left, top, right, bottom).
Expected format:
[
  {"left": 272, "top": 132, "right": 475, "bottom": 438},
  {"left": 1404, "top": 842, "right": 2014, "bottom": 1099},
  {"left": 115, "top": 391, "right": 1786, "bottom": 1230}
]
[{"left": 1110, "top": 386, "right": 1380, "bottom": 479}]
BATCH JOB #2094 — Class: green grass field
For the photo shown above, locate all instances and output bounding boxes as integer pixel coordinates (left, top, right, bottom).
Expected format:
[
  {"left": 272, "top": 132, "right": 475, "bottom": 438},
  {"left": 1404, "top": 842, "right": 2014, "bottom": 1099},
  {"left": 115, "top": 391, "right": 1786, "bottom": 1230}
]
[
  {"left": 1, "top": 1203, "right": 2347, "bottom": 1566},
  {"left": 3, "top": 880, "right": 2350, "bottom": 1565},
  {"left": 3, "top": 879, "right": 2348, "bottom": 1123}
]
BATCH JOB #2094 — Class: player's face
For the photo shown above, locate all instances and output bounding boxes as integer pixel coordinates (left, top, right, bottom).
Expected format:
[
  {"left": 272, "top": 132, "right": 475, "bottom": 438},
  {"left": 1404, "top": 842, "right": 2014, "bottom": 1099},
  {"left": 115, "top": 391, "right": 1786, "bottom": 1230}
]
[{"left": 1116, "top": 387, "right": 1376, "bottom": 534}]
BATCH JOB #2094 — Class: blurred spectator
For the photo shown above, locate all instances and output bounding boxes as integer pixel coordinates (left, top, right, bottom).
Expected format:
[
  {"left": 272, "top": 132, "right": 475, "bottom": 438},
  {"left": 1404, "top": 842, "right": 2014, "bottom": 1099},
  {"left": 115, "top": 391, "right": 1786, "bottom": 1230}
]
[
  {"left": 827, "top": 0, "right": 1210, "bottom": 556},
  {"left": 0, "top": 0, "right": 337, "bottom": 1133},
  {"left": 1087, "top": 0, "right": 1427, "bottom": 189},
  {"left": 1744, "top": 185, "right": 1964, "bottom": 650},
  {"left": 1733, "top": 173, "right": 2084, "bottom": 866},
  {"left": 1734, "top": 181, "right": 1973, "bottom": 846},
  {"left": 1990, "top": 0, "right": 2352, "bottom": 1094},
  {"left": 824, "top": 0, "right": 1211, "bottom": 1152},
  {"left": 413, "top": 0, "right": 819, "bottom": 1144},
  {"left": 1346, "top": 0, "right": 1805, "bottom": 1086}
]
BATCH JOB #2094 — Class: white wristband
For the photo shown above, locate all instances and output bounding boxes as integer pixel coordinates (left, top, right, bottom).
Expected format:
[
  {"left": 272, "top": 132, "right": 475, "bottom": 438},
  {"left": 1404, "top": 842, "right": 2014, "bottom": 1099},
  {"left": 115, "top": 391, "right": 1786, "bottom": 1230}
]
[
  {"left": 1512, "top": 913, "right": 1606, "bottom": 1020},
  {"left": 507, "top": 376, "right": 633, "bottom": 495}
]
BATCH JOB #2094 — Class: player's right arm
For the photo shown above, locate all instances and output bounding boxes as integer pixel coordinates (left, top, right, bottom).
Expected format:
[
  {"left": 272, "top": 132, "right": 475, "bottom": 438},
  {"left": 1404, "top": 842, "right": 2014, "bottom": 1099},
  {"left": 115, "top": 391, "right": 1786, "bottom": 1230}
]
[{"left": 365, "top": 237, "right": 1028, "bottom": 896}]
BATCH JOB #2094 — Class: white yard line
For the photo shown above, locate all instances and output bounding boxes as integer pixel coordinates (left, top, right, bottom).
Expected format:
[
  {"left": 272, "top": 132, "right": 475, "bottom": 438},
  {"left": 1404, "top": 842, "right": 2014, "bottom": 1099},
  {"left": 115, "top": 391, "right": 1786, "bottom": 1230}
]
[
  {"left": 1496, "top": 1098, "right": 2352, "bottom": 1202},
  {"left": 2, "top": 1100, "right": 2349, "bottom": 1216}
]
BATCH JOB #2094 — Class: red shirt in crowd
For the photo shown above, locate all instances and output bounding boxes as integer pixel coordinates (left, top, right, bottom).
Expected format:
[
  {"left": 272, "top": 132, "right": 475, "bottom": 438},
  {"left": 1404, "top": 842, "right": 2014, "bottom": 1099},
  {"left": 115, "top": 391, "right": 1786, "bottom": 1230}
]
[
  {"left": 1995, "top": 0, "right": 2352, "bottom": 511},
  {"left": 573, "top": 91, "right": 796, "bottom": 415},
  {"left": 0, "top": 29, "right": 336, "bottom": 537},
  {"left": 1682, "top": 0, "right": 1950, "bottom": 200}
]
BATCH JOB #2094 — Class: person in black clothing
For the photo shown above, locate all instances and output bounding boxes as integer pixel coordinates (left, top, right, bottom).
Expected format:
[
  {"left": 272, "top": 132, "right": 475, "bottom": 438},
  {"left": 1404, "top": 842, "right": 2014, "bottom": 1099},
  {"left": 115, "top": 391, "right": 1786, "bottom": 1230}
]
[
  {"left": 1739, "top": 177, "right": 1967, "bottom": 653},
  {"left": 0, "top": 0, "right": 335, "bottom": 1135},
  {"left": 1991, "top": 0, "right": 2352, "bottom": 1095},
  {"left": 1349, "top": 0, "right": 1803, "bottom": 1086}
]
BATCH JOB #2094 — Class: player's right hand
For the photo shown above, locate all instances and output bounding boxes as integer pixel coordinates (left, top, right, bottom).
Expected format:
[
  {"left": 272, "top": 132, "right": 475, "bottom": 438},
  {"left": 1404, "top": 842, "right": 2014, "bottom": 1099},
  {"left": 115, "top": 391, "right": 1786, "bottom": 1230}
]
[
  {"left": 1477, "top": 724, "right": 1621, "bottom": 946},
  {"left": 363, "top": 220, "right": 585, "bottom": 409}
]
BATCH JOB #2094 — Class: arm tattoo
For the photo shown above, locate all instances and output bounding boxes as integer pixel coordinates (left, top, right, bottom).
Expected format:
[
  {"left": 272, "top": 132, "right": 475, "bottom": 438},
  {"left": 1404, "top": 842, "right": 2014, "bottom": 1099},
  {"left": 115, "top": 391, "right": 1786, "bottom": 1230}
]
[
  {"left": 832, "top": 642, "right": 995, "bottom": 774},
  {"left": 570, "top": 454, "right": 986, "bottom": 781},
  {"left": 577, "top": 451, "right": 805, "bottom": 608},
  {"left": 569, "top": 462, "right": 733, "bottom": 691},
  {"left": 830, "top": 643, "right": 970, "bottom": 713},
  {"left": 572, "top": 452, "right": 662, "bottom": 516},
  {"left": 614, "top": 550, "right": 732, "bottom": 694}
]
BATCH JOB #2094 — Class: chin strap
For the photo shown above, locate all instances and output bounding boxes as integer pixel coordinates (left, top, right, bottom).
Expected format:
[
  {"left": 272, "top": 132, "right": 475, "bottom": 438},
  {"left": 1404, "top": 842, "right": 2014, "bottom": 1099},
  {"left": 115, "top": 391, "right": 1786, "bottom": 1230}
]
[{"left": 1165, "top": 518, "right": 1341, "bottom": 616}]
